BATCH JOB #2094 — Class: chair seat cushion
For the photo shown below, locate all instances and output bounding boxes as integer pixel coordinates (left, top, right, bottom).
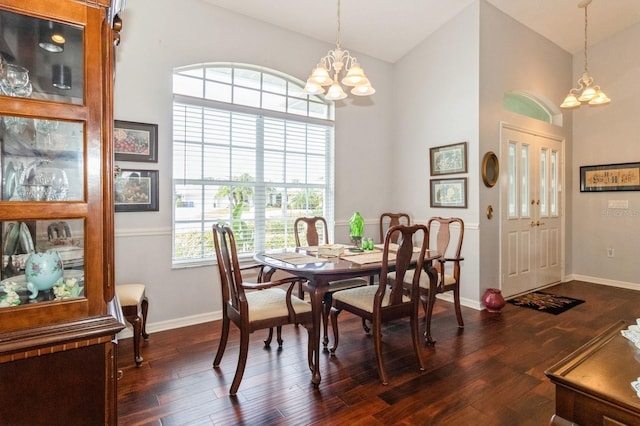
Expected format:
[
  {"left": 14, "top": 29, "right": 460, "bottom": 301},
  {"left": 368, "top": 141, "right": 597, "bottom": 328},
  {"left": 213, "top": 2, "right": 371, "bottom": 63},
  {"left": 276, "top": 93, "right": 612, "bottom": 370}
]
[
  {"left": 246, "top": 288, "right": 311, "bottom": 322},
  {"left": 116, "top": 284, "right": 145, "bottom": 306},
  {"left": 387, "top": 270, "right": 455, "bottom": 289},
  {"left": 332, "top": 285, "right": 410, "bottom": 313}
]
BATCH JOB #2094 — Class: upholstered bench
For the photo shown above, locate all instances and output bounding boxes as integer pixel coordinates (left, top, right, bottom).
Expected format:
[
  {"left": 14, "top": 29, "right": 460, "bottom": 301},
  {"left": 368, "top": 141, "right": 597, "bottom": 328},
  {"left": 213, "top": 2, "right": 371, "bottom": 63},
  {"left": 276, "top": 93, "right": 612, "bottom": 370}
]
[{"left": 116, "top": 284, "right": 149, "bottom": 367}]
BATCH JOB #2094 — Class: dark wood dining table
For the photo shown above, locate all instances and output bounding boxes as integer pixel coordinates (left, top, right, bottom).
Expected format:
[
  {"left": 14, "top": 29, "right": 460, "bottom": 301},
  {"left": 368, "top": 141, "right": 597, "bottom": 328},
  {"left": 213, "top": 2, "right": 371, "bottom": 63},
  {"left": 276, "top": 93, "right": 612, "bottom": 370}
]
[{"left": 254, "top": 246, "right": 440, "bottom": 387}]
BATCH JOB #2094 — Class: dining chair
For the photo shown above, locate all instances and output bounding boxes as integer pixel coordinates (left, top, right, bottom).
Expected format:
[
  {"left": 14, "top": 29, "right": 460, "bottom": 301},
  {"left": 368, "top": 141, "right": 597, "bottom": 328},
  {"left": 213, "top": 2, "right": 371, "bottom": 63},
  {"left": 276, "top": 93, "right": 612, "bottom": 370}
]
[
  {"left": 329, "top": 224, "right": 429, "bottom": 385},
  {"left": 294, "top": 216, "right": 369, "bottom": 347},
  {"left": 212, "top": 223, "right": 314, "bottom": 395},
  {"left": 391, "top": 217, "right": 465, "bottom": 345},
  {"left": 379, "top": 212, "right": 410, "bottom": 244}
]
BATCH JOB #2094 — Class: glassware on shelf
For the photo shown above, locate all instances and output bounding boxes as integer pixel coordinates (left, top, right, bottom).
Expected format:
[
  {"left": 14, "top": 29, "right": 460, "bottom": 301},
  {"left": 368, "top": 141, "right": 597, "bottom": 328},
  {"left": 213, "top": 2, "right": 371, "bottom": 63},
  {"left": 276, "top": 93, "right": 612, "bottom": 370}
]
[
  {"left": 0, "top": 63, "right": 33, "bottom": 98},
  {"left": 15, "top": 159, "right": 69, "bottom": 201},
  {"left": 34, "top": 119, "right": 60, "bottom": 148}
]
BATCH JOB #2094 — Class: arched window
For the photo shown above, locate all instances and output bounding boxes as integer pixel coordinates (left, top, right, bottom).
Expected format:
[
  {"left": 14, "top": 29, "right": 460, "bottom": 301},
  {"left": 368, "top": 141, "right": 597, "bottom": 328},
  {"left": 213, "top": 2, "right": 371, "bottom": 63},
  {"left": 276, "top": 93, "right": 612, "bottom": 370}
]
[
  {"left": 504, "top": 91, "right": 561, "bottom": 126},
  {"left": 172, "top": 63, "right": 334, "bottom": 265}
]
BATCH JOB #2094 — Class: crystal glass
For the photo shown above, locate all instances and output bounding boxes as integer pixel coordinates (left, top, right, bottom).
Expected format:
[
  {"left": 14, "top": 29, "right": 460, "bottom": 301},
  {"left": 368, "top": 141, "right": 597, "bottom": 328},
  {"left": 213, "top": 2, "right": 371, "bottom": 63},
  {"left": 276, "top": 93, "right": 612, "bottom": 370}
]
[{"left": 0, "top": 64, "right": 32, "bottom": 97}]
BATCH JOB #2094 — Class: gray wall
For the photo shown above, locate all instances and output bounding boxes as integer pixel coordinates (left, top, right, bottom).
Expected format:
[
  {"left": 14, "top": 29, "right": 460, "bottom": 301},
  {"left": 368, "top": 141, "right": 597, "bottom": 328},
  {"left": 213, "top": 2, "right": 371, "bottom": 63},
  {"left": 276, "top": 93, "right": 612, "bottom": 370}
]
[
  {"left": 570, "top": 22, "right": 640, "bottom": 286},
  {"left": 392, "top": 3, "right": 480, "bottom": 305}
]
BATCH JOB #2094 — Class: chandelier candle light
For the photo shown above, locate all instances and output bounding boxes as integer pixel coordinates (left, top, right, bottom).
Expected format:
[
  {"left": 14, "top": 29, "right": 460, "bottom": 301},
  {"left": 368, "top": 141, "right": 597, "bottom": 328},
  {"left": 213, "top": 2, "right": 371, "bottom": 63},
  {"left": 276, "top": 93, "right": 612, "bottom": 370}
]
[
  {"left": 560, "top": 0, "right": 611, "bottom": 109},
  {"left": 304, "top": 0, "right": 375, "bottom": 100}
]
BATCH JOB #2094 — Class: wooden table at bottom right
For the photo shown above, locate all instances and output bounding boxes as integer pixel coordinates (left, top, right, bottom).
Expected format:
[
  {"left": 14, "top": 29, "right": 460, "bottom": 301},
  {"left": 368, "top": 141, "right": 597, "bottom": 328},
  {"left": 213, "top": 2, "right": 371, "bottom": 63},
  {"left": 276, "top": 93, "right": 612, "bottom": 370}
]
[{"left": 545, "top": 320, "right": 640, "bottom": 426}]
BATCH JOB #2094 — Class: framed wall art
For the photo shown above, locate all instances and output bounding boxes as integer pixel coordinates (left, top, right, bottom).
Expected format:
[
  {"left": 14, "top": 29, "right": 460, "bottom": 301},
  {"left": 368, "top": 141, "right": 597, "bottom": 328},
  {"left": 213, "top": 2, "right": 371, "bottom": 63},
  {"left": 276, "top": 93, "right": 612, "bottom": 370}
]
[
  {"left": 114, "top": 120, "right": 158, "bottom": 162},
  {"left": 114, "top": 169, "right": 159, "bottom": 212},
  {"left": 430, "top": 177, "right": 467, "bottom": 208},
  {"left": 430, "top": 142, "right": 467, "bottom": 176},
  {"left": 580, "top": 162, "right": 640, "bottom": 192}
]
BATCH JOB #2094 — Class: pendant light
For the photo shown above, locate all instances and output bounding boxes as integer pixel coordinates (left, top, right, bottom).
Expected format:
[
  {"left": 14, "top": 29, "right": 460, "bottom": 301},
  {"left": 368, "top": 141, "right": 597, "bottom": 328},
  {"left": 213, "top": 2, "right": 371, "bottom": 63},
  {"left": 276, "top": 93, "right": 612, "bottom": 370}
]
[
  {"left": 561, "top": 0, "right": 610, "bottom": 109},
  {"left": 304, "top": 0, "right": 375, "bottom": 100}
]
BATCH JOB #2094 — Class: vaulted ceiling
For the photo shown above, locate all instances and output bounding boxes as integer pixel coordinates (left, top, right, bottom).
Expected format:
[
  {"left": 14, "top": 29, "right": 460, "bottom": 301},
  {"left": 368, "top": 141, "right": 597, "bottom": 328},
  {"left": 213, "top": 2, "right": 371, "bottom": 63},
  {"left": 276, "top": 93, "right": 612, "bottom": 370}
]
[{"left": 201, "top": 0, "right": 640, "bottom": 63}]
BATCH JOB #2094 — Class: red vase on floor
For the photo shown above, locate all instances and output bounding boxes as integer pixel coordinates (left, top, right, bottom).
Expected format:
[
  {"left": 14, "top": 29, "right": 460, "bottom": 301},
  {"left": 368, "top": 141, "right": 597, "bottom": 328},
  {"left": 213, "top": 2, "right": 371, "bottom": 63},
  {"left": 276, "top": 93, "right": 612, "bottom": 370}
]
[{"left": 482, "top": 288, "right": 505, "bottom": 313}]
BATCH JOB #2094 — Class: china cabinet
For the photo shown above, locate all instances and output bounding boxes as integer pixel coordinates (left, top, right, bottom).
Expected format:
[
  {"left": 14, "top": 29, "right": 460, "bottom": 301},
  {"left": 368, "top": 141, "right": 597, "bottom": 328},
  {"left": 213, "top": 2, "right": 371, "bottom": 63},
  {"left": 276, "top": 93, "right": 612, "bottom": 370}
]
[{"left": 0, "top": 0, "right": 124, "bottom": 424}]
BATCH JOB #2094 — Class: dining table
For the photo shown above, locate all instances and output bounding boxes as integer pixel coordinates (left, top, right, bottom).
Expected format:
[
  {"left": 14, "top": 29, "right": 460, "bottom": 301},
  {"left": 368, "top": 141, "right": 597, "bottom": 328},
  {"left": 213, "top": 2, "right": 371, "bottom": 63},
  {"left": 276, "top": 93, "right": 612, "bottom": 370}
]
[{"left": 254, "top": 244, "right": 440, "bottom": 387}]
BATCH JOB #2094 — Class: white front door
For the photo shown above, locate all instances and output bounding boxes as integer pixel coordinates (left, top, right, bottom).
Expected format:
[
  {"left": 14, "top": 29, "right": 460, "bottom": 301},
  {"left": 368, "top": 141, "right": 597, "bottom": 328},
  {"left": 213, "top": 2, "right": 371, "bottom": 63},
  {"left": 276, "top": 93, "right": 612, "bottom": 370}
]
[{"left": 500, "top": 125, "right": 563, "bottom": 298}]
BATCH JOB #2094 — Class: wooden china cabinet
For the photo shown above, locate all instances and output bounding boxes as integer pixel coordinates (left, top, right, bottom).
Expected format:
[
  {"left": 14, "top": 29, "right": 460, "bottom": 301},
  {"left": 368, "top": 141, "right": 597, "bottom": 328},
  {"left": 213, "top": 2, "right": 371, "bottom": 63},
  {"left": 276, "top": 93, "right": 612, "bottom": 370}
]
[{"left": 0, "top": 0, "right": 125, "bottom": 424}]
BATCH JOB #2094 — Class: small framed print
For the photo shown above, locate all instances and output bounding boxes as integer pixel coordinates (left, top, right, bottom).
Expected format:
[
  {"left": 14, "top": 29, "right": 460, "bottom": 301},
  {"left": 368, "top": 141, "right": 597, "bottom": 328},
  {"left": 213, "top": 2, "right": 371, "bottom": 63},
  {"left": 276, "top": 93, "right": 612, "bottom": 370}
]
[
  {"left": 430, "top": 142, "right": 467, "bottom": 176},
  {"left": 114, "top": 120, "right": 158, "bottom": 162},
  {"left": 114, "top": 169, "right": 159, "bottom": 212},
  {"left": 580, "top": 162, "right": 640, "bottom": 192},
  {"left": 430, "top": 178, "right": 467, "bottom": 208}
]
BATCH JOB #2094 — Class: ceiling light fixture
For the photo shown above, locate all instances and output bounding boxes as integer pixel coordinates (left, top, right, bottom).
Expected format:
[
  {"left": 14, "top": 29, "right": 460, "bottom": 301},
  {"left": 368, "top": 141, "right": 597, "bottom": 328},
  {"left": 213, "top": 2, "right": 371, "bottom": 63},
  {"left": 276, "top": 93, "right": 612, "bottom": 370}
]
[
  {"left": 561, "top": 0, "right": 610, "bottom": 109},
  {"left": 304, "top": 0, "right": 375, "bottom": 101}
]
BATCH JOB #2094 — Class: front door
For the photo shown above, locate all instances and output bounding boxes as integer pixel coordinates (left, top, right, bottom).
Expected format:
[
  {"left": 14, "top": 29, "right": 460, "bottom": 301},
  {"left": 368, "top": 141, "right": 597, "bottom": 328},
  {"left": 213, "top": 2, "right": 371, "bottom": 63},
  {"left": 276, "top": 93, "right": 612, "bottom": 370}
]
[{"left": 500, "top": 125, "right": 563, "bottom": 298}]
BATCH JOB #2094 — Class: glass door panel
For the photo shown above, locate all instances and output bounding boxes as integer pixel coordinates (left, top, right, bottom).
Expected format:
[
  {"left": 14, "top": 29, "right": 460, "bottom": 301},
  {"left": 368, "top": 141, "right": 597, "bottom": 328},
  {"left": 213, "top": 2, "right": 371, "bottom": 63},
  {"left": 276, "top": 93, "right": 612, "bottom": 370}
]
[
  {"left": 1, "top": 116, "right": 84, "bottom": 201},
  {"left": 0, "top": 9, "right": 84, "bottom": 104},
  {"left": 1, "top": 218, "right": 84, "bottom": 307}
]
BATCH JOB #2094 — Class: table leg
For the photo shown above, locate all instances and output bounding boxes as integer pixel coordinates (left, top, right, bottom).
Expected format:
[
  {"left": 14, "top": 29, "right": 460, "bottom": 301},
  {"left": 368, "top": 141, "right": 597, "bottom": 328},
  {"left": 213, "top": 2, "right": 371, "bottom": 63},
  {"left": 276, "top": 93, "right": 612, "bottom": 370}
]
[{"left": 308, "top": 281, "right": 325, "bottom": 387}]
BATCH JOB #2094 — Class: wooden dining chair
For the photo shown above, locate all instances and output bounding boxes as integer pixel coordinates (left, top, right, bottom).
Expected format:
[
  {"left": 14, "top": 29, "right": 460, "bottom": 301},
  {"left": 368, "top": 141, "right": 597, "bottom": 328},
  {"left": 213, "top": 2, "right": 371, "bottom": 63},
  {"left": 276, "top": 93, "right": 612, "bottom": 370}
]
[
  {"left": 390, "top": 217, "right": 465, "bottom": 345},
  {"left": 329, "top": 224, "right": 429, "bottom": 385},
  {"left": 379, "top": 212, "right": 410, "bottom": 244},
  {"left": 294, "top": 216, "right": 369, "bottom": 347},
  {"left": 212, "top": 223, "right": 314, "bottom": 395}
]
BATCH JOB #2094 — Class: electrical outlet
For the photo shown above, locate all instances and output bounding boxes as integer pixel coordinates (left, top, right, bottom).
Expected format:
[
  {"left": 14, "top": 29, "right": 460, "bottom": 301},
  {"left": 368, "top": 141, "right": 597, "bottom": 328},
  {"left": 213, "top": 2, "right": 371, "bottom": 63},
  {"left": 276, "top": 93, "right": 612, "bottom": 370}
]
[{"left": 607, "top": 248, "right": 614, "bottom": 257}]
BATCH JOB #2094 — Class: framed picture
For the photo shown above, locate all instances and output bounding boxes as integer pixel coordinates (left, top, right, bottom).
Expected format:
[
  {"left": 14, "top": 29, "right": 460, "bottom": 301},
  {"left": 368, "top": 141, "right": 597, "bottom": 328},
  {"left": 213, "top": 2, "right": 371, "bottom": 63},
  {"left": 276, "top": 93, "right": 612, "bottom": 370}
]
[
  {"left": 430, "top": 177, "right": 467, "bottom": 208},
  {"left": 430, "top": 142, "right": 467, "bottom": 176},
  {"left": 114, "top": 120, "right": 158, "bottom": 162},
  {"left": 114, "top": 169, "right": 159, "bottom": 212},
  {"left": 580, "top": 162, "right": 640, "bottom": 192}
]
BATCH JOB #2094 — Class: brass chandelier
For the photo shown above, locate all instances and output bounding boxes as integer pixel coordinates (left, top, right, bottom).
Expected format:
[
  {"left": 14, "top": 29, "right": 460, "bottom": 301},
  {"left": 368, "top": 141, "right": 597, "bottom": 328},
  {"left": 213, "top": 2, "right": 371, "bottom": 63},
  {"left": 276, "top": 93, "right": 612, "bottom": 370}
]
[
  {"left": 560, "top": 0, "right": 611, "bottom": 108},
  {"left": 304, "top": 0, "right": 375, "bottom": 101}
]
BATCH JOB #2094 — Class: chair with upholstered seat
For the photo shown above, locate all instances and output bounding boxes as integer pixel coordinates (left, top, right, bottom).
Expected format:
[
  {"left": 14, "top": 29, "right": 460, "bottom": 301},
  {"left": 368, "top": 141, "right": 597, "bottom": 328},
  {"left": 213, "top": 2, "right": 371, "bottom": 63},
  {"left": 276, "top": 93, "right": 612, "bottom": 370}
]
[
  {"left": 379, "top": 212, "right": 410, "bottom": 244},
  {"left": 329, "top": 224, "right": 429, "bottom": 385},
  {"left": 294, "top": 216, "right": 369, "bottom": 347},
  {"left": 392, "top": 217, "right": 464, "bottom": 345},
  {"left": 116, "top": 283, "right": 149, "bottom": 367},
  {"left": 212, "top": 223, "right": 314, "bottom": 395}
]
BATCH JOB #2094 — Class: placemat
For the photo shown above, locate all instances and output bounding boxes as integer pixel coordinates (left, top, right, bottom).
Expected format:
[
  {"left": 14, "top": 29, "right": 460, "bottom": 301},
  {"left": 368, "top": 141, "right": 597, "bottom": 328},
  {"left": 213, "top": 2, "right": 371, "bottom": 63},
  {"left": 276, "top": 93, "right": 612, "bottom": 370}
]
[
  {"left": 341, "top": 252, "right": 395, "bottom": 265},
  {"left": 374, "top": 243, "right": 422, "bottom": 253},
  {"left": 265, "top": 252, "right": 328, "bottom": 265}
]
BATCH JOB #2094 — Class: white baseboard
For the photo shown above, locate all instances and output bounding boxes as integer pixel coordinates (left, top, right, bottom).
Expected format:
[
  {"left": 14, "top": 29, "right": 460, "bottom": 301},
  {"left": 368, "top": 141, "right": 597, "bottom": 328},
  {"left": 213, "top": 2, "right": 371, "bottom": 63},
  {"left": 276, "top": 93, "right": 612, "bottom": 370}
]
[
  {"left": 566, "top": 274, "right": 640, "bottom": 291},
  {"left": 117, "top": 310, "right": 223, "bottom": 340}
]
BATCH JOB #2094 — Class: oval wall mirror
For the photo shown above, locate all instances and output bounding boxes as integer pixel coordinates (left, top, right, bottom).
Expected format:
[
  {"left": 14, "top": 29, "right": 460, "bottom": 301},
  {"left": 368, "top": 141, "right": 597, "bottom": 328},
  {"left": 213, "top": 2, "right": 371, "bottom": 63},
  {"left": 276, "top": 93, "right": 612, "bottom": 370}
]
[{"left": 482, "top": 152, "right": 499, "bottom": 188}]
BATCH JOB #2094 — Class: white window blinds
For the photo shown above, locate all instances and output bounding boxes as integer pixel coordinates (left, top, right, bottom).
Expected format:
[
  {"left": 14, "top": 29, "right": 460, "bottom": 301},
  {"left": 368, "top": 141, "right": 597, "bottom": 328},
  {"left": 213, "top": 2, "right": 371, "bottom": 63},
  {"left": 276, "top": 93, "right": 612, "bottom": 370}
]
[{"left": 172, "top": 64, "right": 334, "bottom": 266}]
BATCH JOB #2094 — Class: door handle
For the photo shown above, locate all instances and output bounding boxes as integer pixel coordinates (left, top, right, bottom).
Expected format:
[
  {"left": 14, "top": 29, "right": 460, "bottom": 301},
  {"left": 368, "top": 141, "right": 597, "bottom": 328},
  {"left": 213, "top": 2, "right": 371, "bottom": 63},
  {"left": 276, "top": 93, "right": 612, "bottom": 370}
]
[
  {"left": 530, "top": 221, "right": 536, "bottom": 227},
  {"left": 536, "top": 221, "right": 545, "bottom": 227}
]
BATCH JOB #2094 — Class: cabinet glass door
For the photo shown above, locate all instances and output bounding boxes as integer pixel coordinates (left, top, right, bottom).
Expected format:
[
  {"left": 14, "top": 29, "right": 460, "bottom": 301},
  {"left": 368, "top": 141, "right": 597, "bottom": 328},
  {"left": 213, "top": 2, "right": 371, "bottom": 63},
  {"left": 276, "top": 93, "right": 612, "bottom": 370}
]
[
  {"left": 1, "top": 219, "right": 84, "bottom": 307},
  {"left": 0, "top": 9, "right": 83, "bottom": 104},
  {"left": 1, "top": 116, "right": 84, "bottom": 202}
]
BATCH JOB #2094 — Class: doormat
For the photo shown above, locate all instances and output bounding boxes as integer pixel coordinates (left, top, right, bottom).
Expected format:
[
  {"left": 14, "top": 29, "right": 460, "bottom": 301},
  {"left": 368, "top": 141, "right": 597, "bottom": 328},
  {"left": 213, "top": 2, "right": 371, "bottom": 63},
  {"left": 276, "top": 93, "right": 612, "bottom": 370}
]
[{"left": 508, "top": 291, "right": 585, "bottom": 315}]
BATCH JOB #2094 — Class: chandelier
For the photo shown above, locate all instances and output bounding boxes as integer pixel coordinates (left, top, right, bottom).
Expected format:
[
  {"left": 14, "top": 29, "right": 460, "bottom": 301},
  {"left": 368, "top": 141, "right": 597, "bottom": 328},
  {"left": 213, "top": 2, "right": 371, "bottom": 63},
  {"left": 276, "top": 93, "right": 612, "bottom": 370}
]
[
  {"left": 560, "top": 0, "right": 610, "bottom": 108},
  {"left": 304, "top": 0, "right": 375, "bottom": 100}
]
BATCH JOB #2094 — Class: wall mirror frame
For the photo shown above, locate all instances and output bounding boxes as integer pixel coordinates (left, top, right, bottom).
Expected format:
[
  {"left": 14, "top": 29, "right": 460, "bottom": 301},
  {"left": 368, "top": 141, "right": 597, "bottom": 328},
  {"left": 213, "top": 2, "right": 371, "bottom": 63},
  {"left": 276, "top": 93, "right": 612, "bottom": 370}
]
[{"left": 482, "top": 151, "right": 499, "bottom": 188}]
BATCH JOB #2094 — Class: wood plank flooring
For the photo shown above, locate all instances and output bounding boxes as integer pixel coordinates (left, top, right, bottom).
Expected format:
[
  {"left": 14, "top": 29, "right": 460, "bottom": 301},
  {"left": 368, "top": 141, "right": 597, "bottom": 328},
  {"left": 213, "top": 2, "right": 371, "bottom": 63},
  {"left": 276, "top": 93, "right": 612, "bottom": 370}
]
[{"left": 117, "top": 280, "right": 640, "bottom": 425}]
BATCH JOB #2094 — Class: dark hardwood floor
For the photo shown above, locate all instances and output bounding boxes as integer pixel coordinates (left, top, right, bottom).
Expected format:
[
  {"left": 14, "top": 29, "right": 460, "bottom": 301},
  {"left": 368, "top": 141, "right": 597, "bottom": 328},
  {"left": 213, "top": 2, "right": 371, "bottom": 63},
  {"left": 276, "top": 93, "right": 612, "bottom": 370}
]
[{"left": 117, "top": 281, "right": 640, "bottom": 425}]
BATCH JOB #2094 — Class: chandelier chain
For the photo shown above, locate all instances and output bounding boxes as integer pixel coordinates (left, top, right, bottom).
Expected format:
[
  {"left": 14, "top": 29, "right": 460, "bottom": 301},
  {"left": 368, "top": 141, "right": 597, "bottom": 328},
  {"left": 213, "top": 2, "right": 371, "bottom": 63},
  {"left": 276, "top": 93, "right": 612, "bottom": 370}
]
[
  {"left": 583, "top": 4, "right": 588, "bottom": 72},
  {"left": 336, "top": 0, "right": 341, "bottom": 48}
]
